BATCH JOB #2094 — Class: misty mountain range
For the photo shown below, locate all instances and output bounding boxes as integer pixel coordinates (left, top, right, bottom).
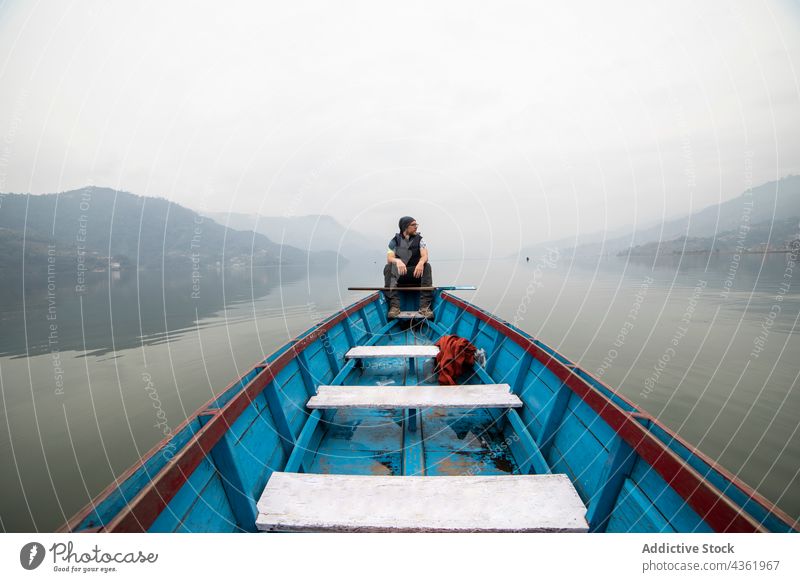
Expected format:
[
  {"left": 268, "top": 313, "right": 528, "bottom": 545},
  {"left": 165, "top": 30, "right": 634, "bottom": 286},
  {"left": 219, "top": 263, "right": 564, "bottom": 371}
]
[
  {"left": 0, "top": 187, "right": 344, "bottom": 272},
  {"left": 203, "top": 211, "right": 386, "bottom": 264},
  {"left": 2, "top": 176, "right": 798, "bottom": 274},
  {"left": 517, "top": 175, "right": 800, "bottom": 258}
]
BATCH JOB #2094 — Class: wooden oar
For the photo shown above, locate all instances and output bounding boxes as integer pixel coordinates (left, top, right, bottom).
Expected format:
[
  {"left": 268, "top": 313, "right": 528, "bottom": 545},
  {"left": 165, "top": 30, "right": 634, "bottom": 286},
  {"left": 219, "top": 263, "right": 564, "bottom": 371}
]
[{"left": 347, "top": 286, "right": 476, "bottom": 291}]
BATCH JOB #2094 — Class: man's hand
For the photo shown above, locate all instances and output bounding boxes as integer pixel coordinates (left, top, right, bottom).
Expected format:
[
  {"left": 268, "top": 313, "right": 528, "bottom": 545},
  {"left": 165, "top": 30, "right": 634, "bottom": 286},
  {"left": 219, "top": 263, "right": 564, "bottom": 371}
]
[
  {"left": 413, "top": 262, "right": 425, "bottom": 278},
  {"left": 395, "top": 259, "right": 407, "bottom": 276}
]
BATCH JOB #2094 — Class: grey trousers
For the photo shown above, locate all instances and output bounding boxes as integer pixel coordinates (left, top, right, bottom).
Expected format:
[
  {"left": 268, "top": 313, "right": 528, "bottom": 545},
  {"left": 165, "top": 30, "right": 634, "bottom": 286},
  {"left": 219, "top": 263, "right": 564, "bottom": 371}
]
[{"left": 383, "top": 262, "right": 433, "bottom": 308}]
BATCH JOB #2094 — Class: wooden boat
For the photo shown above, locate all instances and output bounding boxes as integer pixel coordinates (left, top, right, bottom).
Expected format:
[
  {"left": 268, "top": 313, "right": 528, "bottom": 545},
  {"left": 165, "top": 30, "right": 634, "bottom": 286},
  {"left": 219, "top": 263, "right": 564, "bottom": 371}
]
[{"left": 61, "top": 286, "right": 797, "bottom": 533}]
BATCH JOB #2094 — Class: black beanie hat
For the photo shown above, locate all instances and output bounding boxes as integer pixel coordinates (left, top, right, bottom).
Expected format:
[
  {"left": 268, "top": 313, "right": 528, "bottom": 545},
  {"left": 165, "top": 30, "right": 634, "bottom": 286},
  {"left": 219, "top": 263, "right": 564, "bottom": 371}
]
[{"left": 399, "top": 216, "right": 415, "bottom": 232}]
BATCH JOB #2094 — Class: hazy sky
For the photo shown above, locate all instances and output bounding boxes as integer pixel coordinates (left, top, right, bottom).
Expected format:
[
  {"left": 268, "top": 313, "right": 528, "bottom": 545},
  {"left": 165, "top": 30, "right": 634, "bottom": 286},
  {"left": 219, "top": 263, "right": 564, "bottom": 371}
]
[{"left": 1, "top": 0, "right": 799, "bottom": 257}]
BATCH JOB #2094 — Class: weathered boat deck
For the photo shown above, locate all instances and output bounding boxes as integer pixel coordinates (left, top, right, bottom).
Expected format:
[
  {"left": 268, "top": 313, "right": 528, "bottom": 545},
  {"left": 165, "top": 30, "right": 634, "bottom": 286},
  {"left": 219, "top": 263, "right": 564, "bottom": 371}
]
[
  {"left": 307, "top": 407, "right": 520, "bottom": 476},
  {"left": 305, "top": 326, "right": 521, "bottom": 478}
]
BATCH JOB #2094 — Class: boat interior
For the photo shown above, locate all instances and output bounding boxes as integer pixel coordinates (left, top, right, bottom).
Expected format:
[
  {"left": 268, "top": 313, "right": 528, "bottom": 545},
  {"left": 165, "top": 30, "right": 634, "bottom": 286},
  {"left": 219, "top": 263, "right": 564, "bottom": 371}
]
[
  {"left": 61, "top": 287, "right": 797, "bottom": 533},
  {"left": 301, "top": 323, "right": 519, "bottom": 478}
]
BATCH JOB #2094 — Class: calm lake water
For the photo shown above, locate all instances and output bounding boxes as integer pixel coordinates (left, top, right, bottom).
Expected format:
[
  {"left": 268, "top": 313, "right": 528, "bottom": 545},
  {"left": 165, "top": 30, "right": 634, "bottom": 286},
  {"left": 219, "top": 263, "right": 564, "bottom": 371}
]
[{"left": 0, "top": 253, "right": 798, "bottom": 531}]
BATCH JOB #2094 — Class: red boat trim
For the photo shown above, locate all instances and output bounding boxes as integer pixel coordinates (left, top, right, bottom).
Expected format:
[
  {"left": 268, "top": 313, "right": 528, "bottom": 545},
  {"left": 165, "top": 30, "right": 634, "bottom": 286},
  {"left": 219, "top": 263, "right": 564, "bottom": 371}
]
[
  {"left": 550, "top": 342, "right": 798, "bottom": 531},
  {"left": 59, "top": 358, "right": 267, "bottom": 533},
  {"left": 62, "top": 293, "right": 381, "bottom": 533},
  {"left": 442, "top": 292, "right": 787, "bottom": 533}
]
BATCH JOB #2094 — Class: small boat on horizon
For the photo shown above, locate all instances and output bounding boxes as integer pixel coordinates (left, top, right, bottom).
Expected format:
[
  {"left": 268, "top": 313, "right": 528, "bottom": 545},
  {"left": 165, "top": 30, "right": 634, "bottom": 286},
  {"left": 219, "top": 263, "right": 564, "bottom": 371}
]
[{"left": 61, "top": 286, "right": 797, "bottom": 533}]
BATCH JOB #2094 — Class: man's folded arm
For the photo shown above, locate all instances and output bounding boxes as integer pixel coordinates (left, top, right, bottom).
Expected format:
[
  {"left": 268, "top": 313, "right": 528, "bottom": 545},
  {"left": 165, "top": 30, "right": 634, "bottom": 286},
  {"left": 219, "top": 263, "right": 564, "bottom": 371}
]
[{"left": 419, "top": 247, "right": 428, "bottom": 264}]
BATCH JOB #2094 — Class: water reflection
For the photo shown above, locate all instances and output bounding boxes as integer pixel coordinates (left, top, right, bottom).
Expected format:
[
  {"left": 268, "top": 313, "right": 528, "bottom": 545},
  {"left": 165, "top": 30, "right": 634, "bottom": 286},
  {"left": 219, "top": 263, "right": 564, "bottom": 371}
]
[
  {"left": 0, "top": 264, "right": 344, "bottom": 358},
  {"left": 0, "top": 254, "right": 797, "bottom": 531}
]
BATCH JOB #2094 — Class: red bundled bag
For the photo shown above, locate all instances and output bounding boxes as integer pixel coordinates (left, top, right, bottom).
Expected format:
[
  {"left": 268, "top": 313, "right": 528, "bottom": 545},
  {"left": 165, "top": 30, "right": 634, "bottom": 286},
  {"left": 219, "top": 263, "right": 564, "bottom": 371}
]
[{"left": 433, "top": 334, "right": 477, "bottom": 385}]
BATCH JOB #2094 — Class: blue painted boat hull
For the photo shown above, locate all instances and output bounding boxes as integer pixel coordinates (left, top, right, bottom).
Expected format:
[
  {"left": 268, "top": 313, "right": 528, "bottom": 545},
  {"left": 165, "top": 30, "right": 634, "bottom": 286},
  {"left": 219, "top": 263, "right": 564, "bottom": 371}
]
[{"left": 61, "top": 290, "right": 797, "bottom": 533}]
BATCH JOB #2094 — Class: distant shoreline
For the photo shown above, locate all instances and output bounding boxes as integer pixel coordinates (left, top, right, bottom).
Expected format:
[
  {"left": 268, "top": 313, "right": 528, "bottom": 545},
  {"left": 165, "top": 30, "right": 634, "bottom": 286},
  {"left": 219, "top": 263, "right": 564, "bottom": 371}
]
[{"left": 619, "top": 248, "right": 798, "bottom": 258}]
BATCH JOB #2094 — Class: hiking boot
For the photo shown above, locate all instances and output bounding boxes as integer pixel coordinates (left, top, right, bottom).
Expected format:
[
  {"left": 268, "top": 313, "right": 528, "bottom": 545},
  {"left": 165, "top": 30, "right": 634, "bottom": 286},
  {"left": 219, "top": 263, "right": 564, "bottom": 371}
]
[
  {"left": 418, "top": 306, "right": 433, "bottom": 319},
  {"left": 387, "top": 305, "right": 401, "bottom": 319}
]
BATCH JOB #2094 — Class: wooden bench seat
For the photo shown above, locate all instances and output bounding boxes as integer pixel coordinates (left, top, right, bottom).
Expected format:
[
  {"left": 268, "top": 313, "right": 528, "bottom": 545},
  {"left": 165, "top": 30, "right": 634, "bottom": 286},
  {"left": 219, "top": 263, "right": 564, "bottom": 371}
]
[
  {"left": 345, "top": 345, "right": 439, "bottom": 359},
  {"left": 307, "top": 384, "right": 521, "bottom": 409},
  {"left": 255, "top": 472, "right": 589, "bottom": 532},
  {"left": 395, "top": 310, "right": 431, "bottom": 319}
]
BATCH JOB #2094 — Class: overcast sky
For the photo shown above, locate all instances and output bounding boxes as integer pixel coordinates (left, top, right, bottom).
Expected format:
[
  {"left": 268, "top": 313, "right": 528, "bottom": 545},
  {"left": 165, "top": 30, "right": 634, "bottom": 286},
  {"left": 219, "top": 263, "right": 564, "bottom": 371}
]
[{"left": 1, "top": 0, "right": 799, "bottom": 257}]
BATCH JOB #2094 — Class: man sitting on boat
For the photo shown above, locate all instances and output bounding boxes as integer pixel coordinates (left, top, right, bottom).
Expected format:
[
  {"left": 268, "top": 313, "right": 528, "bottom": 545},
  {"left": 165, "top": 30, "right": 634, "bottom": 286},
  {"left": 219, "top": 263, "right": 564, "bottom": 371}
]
[{"left": 384, "top": 216, "right": 433, "bottom": 319}]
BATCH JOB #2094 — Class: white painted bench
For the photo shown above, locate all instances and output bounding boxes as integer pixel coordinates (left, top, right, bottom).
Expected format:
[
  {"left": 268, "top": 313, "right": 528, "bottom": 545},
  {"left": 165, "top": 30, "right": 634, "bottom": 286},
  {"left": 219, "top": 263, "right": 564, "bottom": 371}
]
[
  {"left": 307, "top": 384, "right": 521, "bottom": 409},
  {"left": 345, "top": 345, "right": 439, "bottom": 359},
  {"left": 255, "top": 472, "right": 589, "bottom": 532},
  {"left": 395, "top": 310, "right": 431, "bottom": 319}
]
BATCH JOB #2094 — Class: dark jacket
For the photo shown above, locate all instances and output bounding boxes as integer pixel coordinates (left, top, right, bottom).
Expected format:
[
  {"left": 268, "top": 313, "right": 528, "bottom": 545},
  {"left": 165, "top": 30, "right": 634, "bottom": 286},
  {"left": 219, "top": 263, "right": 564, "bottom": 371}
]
[{"left": 389, "top": 232, "right": 424, "bottom": 269}]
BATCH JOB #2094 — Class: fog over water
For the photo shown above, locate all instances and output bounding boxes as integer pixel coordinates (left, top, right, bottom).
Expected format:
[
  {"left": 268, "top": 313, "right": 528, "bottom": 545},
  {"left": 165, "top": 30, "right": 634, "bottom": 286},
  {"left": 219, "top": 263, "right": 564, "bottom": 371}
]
[
  {"left": 0, "top": 0, "right": 799, "bottom": 533},
  {"left": 1, "top": 1, "right": 800, "bottom": 257}
]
